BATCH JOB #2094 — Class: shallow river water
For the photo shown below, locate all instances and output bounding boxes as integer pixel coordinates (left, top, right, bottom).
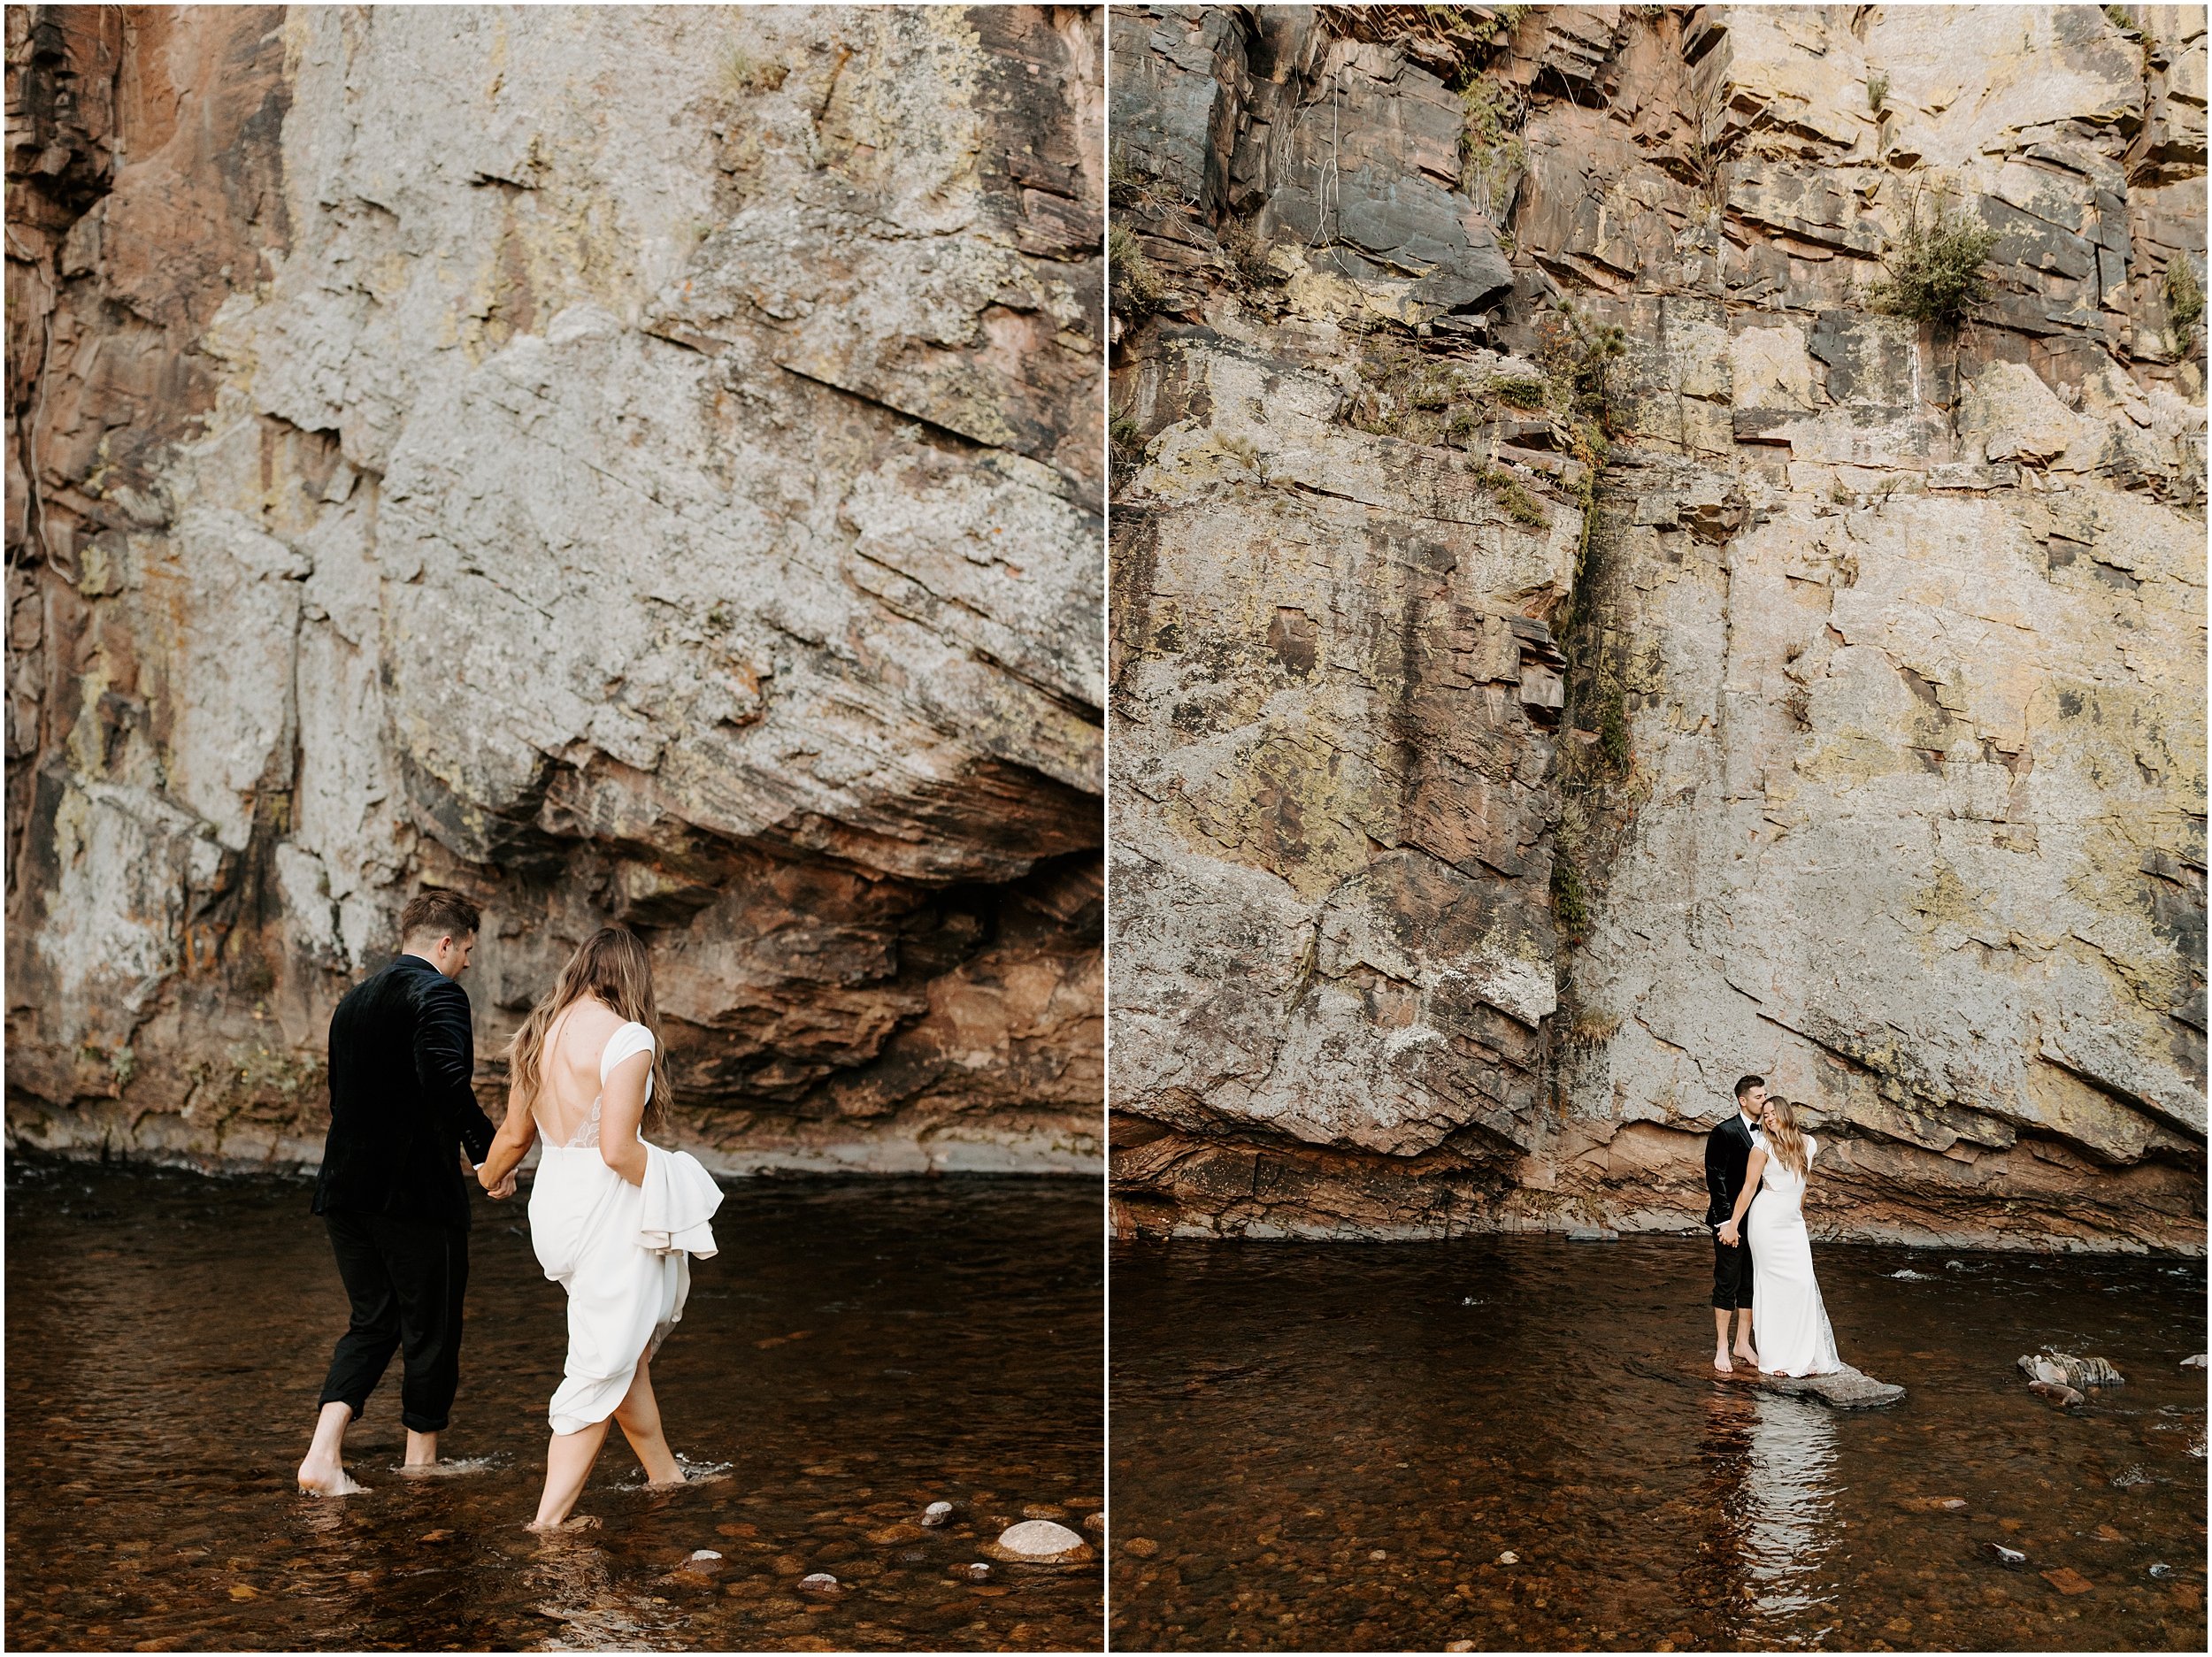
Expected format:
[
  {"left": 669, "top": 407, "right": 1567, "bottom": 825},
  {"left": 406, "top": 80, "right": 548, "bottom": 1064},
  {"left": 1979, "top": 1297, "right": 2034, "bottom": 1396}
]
[
  {"left": 5, "top": 1157, "right": 1102, "bottom": 1651},
  {"left": 1110, "top": 1233, "right": 2206, "bottom": 1652}
]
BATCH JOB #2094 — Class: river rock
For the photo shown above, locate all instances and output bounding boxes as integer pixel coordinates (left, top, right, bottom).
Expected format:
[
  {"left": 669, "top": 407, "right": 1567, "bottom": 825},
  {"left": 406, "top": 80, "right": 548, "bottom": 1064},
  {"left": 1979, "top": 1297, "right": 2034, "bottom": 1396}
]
[
  {"left": 960, "top": 1561, "right": 993, "bottom": 1582},
  {"left": 922, "top": 1501, "right": 954, "bottom": 1527},
  {"left": 982, "top": 1520, "right": 1094, "bottom": 1563},
  {"left": 4, "top": 4, "right": 1106, "bottom": 1178},
  {"left": 2019, "top": 1351, "right": 2124, "bottom": 1390},
  {"left": 2182, "top": 1354, "right": 2207, "bottom": 1369},
  {"left": 2029, "top": 1379, "right": 2088, "bottom": 1409},
  {"left": 797, "top": 1572, "right": 841, "bottom": 1597},
  {"left": 1105, "top": 4, "right": 2206, "bottom": 1251},
  {"left": 1985, "top": 1542, "right": 2029, "bottom": 1568},
  {"left": 1759, "top": 1364, "right": 1905, "bottom": 1408}
]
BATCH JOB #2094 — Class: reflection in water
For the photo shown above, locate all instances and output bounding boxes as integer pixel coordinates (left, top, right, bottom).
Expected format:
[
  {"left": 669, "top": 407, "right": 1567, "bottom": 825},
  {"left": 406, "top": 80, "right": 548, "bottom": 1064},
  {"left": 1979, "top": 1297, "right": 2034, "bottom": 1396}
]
[
  {"left": 527, "top": 1530, "right": 680, "bottom": 1653},
  {"left": 1697, "top": 1391, "right": 1839, "bottom": 1645},
  {"left": 1740, "top": 1394, "right": 1838, "bottom": 1639}
]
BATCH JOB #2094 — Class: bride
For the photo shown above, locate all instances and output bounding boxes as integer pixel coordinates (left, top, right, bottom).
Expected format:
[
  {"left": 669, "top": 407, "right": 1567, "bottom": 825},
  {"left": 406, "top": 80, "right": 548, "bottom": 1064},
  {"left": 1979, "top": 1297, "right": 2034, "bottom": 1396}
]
[
  {"left": 476, "top": 926, "right": 724, "bottom": 1529},
  {"left": 1717, "top": 1095, "right": 1842, "bottom": 1378}
]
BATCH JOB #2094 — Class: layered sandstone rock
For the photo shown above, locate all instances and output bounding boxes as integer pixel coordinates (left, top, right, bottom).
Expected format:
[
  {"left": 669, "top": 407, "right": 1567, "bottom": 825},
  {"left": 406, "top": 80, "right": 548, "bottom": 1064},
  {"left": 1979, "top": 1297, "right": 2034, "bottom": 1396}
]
[
  {"left": 6, "top": 5, "right": 1103, "bottom": 1173},
  {"left": 1109, "top": 4, "right": 2205, "bottom": 1249}
]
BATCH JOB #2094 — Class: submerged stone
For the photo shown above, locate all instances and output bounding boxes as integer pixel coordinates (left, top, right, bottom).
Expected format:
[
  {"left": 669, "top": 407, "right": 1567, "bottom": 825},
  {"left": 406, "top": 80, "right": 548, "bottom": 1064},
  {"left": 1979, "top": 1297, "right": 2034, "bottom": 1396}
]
[{"left": 983, "top": 1521, "right": 1093, "bottom": 1563}]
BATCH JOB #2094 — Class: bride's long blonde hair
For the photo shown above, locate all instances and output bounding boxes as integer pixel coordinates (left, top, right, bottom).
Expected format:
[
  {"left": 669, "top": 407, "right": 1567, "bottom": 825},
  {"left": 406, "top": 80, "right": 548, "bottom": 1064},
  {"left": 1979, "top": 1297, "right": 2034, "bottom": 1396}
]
[
  {"left": 1763, "top": 1095, "right": 1809, "bottom": 1178},
  {"left": 505, "top": 927, "right": 672, "bottom": 1133}
]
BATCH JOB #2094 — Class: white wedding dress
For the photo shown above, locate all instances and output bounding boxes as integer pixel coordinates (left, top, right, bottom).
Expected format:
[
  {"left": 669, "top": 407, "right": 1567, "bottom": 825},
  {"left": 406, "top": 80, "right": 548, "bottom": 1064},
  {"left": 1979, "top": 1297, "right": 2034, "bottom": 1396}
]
[
  {"left": 1746, "top": 1133, "right": 1842, "bottom": 1378},
  {"left": 528, "top": 1021, "right": 724, "bottom": 1436}
]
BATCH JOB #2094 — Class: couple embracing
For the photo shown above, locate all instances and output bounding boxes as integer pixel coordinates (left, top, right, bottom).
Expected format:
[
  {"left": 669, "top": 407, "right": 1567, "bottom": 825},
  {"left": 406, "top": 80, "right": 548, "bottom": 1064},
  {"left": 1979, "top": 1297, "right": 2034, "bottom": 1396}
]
[
  {"left": 1705, "top": 1074, "right": 1845, "bottom": 1379},
  {"left": 296, "top": 891, "right": 724, "bottom": 1529}
]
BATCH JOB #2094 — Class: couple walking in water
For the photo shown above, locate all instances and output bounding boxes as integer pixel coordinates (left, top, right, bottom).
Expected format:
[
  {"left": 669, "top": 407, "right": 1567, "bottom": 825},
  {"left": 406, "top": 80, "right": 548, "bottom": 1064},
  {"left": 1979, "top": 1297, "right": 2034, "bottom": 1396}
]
[
  {"left": 1706, "top": 1073, "right": 1845, "bottom": 1379},
  {"left": 296, "top": 892, "right": 723, "bottom": 1528}
]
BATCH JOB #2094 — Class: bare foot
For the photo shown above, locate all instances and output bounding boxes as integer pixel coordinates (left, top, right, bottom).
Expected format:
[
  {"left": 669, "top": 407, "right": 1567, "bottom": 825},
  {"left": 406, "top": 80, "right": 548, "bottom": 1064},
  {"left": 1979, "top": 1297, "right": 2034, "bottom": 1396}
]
[
  {"left": 396, "top": 1457, "right": 495, "bottom": 1480},
  {"left": 298, "top": 1458, "right": 366, "bottom": 1496},
  {"left": 1734, "top": 1345, "right": 1760, "bottom": 1367},
  {"left": 526, "top": 1513, "right": 602, "bottom": 1534},
  {"left": 1713, "top": 1350, "right": 1735, "bottom": 1375}
]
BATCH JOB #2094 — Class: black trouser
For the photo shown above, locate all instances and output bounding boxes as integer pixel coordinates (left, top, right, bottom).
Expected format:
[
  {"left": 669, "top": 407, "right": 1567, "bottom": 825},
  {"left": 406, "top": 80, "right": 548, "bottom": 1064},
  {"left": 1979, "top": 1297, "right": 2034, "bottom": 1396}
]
[
  {"left": 318, "top": 1210, "right": 469, "bottom": 1433},
  {"left": 1711, "top": 1223, "right": 1755, "bottom": 1311}
]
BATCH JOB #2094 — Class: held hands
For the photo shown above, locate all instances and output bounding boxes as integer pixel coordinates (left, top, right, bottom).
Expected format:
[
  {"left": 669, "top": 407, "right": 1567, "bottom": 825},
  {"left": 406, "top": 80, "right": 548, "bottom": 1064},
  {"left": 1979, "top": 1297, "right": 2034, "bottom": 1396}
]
[
  {"left": 476, "top": 1161, "right": 518, "bottom": 1201},
  {"left": 1717, "top": 1220, "right": 1740, "bottom": 1247}
]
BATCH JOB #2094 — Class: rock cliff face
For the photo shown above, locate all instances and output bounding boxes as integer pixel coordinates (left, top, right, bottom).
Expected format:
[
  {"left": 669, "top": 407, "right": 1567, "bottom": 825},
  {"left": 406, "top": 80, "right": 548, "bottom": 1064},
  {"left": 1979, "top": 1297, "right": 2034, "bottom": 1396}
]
[
  {"left": 6, "top": 5, "right": 1104, "bottom": 1173},
  {"left": 1109, "top": 4, "right": 2207, "bottom": 1250}
]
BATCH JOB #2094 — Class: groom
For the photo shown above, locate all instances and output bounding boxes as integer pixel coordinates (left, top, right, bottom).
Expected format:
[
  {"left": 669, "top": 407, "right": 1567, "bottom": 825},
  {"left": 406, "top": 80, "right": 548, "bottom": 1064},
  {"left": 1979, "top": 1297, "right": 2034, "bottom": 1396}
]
[
  {"left": 296, "top": 890, "right": 512, "bottom": 1494},
  {"left": 1706, "top": 1074, "right": 1767, "bottom": 1374}
]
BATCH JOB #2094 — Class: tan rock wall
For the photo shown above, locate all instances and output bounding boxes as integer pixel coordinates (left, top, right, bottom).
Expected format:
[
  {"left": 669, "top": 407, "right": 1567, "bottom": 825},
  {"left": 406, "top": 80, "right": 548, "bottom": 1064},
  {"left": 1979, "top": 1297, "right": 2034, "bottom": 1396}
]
[
  {"left": 1108, "top": 4, "right": 2206, "bottom": 1250},
  {"left": 6, "top": 5, "right": 1104, "bottom": 1174}
]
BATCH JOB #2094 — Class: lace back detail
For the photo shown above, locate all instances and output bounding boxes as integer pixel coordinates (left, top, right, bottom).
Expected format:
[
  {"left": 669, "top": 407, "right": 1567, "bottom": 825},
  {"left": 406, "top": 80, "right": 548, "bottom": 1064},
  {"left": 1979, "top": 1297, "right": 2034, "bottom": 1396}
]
[{"left": 562, "top": 1097, "right": 604, "bottom": 1150}]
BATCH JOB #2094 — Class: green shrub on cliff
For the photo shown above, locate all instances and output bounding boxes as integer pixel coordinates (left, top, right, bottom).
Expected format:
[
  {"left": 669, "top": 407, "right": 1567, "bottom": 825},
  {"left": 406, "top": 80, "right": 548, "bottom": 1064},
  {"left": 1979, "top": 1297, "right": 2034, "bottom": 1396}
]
[
  {"left": 1535, "top": 303, "right": 1629, "bottom": 433},
  {"left": 1870, "top": 193, "right": 1997, "bottom": 329},
  {"left": 2165, "top": 259, "right": 2204, "bottom": 350},
  {"left": 1457, "top": 76, "right": 1527, "bottom": 217},
  {"left": 1551, "top": 855, "right": 1589, "bottom": 934}
]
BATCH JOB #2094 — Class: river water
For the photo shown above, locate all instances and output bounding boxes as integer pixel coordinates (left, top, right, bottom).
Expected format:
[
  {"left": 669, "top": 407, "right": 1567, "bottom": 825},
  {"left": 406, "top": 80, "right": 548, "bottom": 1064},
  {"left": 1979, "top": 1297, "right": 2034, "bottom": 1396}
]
[
  {"left": 4, "top": 1157, "right": 1102, "bottom": 1651},
  {"left": 1110, "top": 1234, "right": 2207, "bottom": 1652}
]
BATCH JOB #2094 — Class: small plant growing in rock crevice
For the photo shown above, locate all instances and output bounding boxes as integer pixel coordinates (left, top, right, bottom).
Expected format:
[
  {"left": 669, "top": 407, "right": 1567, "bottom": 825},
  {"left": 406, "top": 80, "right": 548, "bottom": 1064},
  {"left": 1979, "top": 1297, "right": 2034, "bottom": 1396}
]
[
  {"left": 1110, "top": 224, "right": 1167, "bottom": 317},
  {"left": 1219, "top": 217, "right": 1285, "bottom": 293},
  {"left": 723, "top": 47, "right": 788, "bottom": 94},
  {"left": 1865, "top": 71, "right": 1889, "bottom": 115},
  {"left": 1471, "top": 463, "right": 1549, "bottom": 528},
  {"left": 1551, "top": 854, "right": 1589, "bottom": 935},
  {"left": 2165, "top": 259, "right": 2204, "bottom": 350},
  {"left": 1534, "top": 303, "right": 1629, "bottom": 433},
  {"left": 1488, "top": 373, "right": 1549, "bottom": 410},
  {"left": 1456, "top": 75, "right": 1528, "bottom": 219},
  {"left": 1870, "top": 191, "right": 1998, "bottom": 329},
  {"left": 1596, "top": 681, "right": 1630, "bottom": 768},
  {"left": 1110, "top": 407, "right": 1144, "bottom": 456},
  {"left": 1345, "top": 334, "right": 1468, "bottom": 444}
]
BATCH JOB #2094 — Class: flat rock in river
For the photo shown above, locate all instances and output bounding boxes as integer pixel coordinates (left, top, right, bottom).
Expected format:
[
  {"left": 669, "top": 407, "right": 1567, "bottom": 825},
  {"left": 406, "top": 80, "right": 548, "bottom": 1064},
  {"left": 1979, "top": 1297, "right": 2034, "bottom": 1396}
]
[{"left": 1756, "top": 1363, "right": 1906, "bottom": 1408}]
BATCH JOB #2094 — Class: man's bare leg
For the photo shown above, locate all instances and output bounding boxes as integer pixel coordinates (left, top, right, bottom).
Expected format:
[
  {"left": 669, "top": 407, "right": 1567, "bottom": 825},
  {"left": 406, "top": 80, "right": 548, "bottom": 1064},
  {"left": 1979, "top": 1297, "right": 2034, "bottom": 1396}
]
[
  {"left": 298, "top": 1400, "right": 367, "bottom": 1494},
  {"left": 402, "top": 1429, "right": 439, "bottom": 1471},
  {"left": 531, "top": 1419, "right": 612, "bottom": 1530},
  {"left": 1733, "top": 1306, "right": 1758, "bottom": 1366},
  {"left": 1713, "top": 1307, "right": 1735, "bottom": 1373}
]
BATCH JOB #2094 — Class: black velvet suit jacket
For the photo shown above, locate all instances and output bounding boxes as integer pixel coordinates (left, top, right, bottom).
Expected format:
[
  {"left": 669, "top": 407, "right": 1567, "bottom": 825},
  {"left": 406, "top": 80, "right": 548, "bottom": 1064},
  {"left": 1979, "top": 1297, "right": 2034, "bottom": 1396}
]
[
  {"left": 1704, "top": 1112, "right": 1758, "bottom": 1229},
  {"left": 311, "top": 955, "right": 496, "bottom": 1231}
]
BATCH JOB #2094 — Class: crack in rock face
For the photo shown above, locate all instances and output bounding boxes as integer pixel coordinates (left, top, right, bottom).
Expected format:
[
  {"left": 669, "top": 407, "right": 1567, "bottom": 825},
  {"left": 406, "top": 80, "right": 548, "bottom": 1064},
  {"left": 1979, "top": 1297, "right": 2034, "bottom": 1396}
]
[
  {"left": 1106, "top": 3, "right": 2205, "bottom": 1249},
  {"left": 4, "top": 4, "right": 1104, "bottom": 1175}
]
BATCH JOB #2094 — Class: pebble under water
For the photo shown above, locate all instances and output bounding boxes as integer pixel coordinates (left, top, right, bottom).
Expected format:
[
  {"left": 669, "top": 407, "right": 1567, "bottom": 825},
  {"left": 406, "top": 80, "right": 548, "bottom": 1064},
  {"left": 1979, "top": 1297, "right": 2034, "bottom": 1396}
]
[
  {"left": 1110, "top": 1232, "right": 2207, "bottom": 1652},
  {"left": 4, "top": 1156, "right": 1102, "bottom": 1651}
]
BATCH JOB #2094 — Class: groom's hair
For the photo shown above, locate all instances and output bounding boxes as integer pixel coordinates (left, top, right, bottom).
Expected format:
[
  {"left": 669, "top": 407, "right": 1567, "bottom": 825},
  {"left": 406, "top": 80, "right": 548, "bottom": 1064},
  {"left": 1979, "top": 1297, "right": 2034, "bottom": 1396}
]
[
  {"left": 400, "top": 889, "right": 481, "bottom": 944},
  {"left": 1733, "top": 1074, "right": 1765, "bottom": 1100}
]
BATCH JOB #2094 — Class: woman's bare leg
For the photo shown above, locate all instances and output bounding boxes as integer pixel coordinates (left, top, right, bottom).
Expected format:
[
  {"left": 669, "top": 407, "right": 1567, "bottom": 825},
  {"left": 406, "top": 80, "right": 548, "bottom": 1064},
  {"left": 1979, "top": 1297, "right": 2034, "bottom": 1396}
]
[
  {"left": 532, "top": 1419, "right": 612, "bottom": 1529},
  {"left": 611, "top": 1355, "right": 683, "bottom": 1486}
]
